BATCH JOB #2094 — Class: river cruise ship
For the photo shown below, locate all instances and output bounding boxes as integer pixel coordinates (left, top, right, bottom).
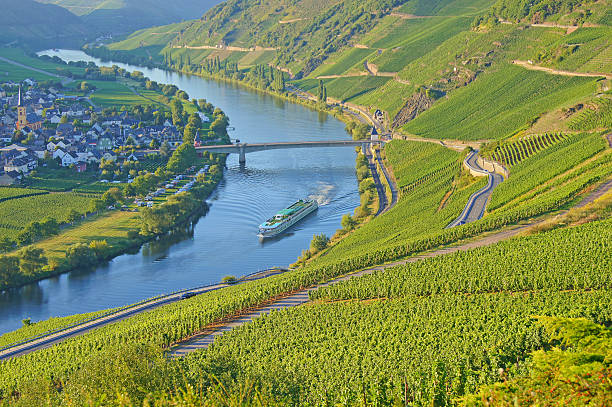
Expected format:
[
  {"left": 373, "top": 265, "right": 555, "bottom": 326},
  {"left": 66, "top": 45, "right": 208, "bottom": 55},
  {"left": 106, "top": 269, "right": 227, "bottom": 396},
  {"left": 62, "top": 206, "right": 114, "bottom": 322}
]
[{"left": 258, "top": 199, "right": 318, "bottom": 238}]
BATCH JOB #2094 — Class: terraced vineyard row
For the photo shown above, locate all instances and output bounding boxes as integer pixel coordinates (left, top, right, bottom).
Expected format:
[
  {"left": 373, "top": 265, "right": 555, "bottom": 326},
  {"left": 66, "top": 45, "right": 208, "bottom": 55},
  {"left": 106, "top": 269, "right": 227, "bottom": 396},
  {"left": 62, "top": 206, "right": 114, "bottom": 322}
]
[
  {"left": 312, "top": 218, "right": 612, "bottom": 301},
  {"left": 487, "top": 133, "right": 567, "bottom": 166},
  {"left": 185, "top": 291, "right": 612, "bottom": 406},
  {"left": 0, "top": 193, "right": 95, "bottom": 239},
  {"left": 488, "top": 132, "right": 607, "bottom": 211},
  {"left": 569, "top": 97, "right": 612, "bottom": 131},
  {"left": 178, "top": 220, "right": 612, "bottom": 406},
  {"left": 399, "top": 161, "right": 459, "bottom": 194},
  {"left": 0, "top": 187, "right": 48, "bottom": 202}
]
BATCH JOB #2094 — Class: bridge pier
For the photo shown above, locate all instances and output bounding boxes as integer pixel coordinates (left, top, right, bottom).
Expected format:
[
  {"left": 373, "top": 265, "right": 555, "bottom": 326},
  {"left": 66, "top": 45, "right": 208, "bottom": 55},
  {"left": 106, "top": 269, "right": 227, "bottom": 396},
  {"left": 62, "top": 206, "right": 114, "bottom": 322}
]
[{"left": 238, "top": 144, "right": 246, "bottom": 164}]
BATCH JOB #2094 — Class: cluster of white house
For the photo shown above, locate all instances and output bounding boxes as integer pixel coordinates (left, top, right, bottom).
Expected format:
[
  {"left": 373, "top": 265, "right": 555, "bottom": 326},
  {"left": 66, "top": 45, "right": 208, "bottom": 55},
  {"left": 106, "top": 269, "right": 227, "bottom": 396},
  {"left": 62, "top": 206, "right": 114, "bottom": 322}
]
[{"left": 0, "top": 80, "right": 192, "bottom": 184}]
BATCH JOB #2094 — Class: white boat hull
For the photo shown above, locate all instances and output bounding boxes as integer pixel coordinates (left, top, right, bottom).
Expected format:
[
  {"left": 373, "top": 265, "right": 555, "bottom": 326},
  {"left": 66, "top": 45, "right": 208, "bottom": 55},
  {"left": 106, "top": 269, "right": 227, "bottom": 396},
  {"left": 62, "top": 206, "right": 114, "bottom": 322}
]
[{"left": 258, "top": 203, "right": 317, "bottom": 238}]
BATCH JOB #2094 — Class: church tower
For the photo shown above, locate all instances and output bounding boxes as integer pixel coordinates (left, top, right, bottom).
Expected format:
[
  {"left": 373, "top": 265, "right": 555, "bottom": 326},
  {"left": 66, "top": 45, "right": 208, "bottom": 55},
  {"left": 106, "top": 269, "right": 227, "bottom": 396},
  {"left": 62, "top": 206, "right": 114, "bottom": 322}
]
[{"left": 17, "top": 87, "right": 27, "bottom": 129}]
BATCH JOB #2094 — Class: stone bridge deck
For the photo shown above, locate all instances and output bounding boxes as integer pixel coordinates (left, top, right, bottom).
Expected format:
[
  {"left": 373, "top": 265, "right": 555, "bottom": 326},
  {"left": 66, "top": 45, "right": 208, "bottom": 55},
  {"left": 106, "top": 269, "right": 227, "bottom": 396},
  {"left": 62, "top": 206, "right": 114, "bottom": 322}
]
[{"left": 195, "top": 140, "right": 379, "bottom": 163}]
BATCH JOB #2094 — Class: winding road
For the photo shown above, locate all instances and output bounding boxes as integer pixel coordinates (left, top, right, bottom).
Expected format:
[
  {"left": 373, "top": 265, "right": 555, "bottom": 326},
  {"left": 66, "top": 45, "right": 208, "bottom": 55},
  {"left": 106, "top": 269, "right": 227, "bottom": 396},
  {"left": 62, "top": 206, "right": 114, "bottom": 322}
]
[
  {"left": 448, "top": 150, "right": 504, "bottom": 228},
  {"left": 366, "top": 149, "right": 388, "bottom": 216},
  {"left": 375, "top": 148, "right": 398, "bottom": 213}
]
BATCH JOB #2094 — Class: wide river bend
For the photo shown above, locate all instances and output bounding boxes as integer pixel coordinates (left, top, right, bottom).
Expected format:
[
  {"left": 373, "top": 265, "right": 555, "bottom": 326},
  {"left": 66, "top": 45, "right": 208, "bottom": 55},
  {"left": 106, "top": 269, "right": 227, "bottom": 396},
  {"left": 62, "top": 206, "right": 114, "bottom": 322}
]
[{"left": 0, "top": 50, "right": 359, "bottom": 334}]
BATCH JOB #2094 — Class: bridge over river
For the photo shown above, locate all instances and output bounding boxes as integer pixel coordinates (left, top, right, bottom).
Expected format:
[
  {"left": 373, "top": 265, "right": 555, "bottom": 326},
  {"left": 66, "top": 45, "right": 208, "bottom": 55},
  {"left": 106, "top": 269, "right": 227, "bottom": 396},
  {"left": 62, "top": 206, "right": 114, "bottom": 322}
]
[{"left": 193, "top": 140, "right": 380, "bottom": 163}]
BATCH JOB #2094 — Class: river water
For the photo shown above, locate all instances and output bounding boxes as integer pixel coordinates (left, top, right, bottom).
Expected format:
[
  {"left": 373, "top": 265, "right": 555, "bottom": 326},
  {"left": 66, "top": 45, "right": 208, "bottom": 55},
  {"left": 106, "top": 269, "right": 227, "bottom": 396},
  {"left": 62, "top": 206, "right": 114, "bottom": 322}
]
[{"left": 0, "top": 50, "right": 359, "bottom": 335}]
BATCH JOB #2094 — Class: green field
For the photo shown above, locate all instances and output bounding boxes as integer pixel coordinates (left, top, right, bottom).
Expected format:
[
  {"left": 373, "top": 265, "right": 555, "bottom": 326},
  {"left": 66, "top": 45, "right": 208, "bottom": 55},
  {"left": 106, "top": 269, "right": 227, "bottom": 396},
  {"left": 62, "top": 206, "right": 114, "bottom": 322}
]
[
  {"left": 0, "top": 193, "right": 94, "bottom": 239},
  {"left": 0, "top": 48, "right": 84, "bottom": 78}
]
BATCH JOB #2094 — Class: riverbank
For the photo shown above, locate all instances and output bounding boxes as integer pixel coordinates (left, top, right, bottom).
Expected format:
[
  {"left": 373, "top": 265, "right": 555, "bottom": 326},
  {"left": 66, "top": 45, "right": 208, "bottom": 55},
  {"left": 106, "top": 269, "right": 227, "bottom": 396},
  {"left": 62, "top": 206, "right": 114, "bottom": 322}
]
[
  {"left": 80, "top": 47, "right": 371, "bottom": 130},
  {"left": 0, "top": 48, "right": 362, "bottom": 336},
  {"left": 0, "top": 159, "right": 224, "bottom": 293}
]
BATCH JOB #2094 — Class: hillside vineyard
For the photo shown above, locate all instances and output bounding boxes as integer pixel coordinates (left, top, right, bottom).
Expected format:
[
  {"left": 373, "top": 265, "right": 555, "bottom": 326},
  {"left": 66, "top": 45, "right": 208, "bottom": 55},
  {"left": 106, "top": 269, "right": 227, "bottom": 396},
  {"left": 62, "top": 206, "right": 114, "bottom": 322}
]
[{"left": 0, "top": 0, "right": 611, "bottom": 405}]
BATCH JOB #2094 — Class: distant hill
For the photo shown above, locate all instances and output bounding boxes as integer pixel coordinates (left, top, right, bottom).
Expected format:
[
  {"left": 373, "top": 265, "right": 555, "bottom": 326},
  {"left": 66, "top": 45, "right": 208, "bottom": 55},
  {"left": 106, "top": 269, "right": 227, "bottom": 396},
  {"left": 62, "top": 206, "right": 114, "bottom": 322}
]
[
  {"left": 0, "top": 0, "right": 90, "bottom": 49},
  {"left": 35, "top": 0, "right": 224, "bottom": 36}
]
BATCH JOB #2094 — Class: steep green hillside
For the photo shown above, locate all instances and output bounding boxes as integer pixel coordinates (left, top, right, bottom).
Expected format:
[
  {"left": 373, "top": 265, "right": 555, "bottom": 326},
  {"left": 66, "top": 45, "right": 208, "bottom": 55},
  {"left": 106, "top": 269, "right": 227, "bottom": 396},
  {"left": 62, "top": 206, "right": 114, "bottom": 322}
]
[
  {"left": 36, "top": 0, "right": 222, "bottom": 35},
  {"left": 0, "top": 0, "right": 89, "bottom": 49},
  {"left": 101, "top": 0, "right": 612, "bottom": 141}
]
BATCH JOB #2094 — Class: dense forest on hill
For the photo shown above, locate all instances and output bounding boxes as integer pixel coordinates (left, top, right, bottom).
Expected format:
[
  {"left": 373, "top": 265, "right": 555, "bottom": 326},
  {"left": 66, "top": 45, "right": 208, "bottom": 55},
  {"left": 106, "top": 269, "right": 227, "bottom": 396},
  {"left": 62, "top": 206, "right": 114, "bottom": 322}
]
[
  {"left": 0, "top": 0, "right": 89, "bottom": 49},
  {"left": 35, "top": 0, "right": 223, "bottom": 36}
]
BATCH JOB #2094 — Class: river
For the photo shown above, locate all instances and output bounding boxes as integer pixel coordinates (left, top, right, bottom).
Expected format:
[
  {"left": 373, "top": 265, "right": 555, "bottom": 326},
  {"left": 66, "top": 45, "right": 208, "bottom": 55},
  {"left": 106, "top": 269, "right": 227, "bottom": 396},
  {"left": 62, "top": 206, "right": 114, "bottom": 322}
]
[{"left": 0, "top": 50, "right": 359, "bottom": 335}]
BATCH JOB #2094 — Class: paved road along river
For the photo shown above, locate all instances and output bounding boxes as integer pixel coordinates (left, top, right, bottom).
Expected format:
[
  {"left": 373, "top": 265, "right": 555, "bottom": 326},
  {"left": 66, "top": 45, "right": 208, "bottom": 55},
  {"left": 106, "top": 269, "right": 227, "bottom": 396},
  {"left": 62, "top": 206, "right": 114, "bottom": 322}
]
[{"left": 0, "top": 50, "right": 360, "bottom": 335}]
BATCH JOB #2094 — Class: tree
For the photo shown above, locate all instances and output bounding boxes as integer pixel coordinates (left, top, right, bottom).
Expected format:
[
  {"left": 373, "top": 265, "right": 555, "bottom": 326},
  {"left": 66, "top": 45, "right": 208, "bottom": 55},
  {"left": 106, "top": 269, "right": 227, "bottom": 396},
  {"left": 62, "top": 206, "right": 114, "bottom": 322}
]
[
  {"left": 167, "top": 143, "right": 198, "bottom": 173},
  {"left": 65, "top": 243, "right": 96, "bottom": 268},
  {"left": 159, "top": 141, "right": 171, "bottom": 158},
  {"left": 89, "top": 199, "right": 106, "bottom": 213},
  {"left": 310, "top": 234, "right": 330, "bottom": 253},
  {"left": 0, "top": 237, "right": 15, "bottom": 253},
  {"left": 67, "top": 209, "right": 82, "bottom": 224},
  {"left": 0, "top": 256, "right": 19, "bottom": 288},
  {"left": 40, "top": 217, "right": 59, "bottom": 236},
  {"left": 341, "top": 214, "right": 357, "bottom": 231},
  {"left": 359, "top": 178, "right": 375, "bottom": 193},
  {"left": 149, "top": 139, "right": 160, "bottom": 149},
  {"left": 60, "top": 115, "right": 69, "bottom": 124},
  {"left": 102, "top": 187, "right": 123, "bottom": 206},
  {"left": 17, "top": 247, "right": 47, "bottom": 276},
  {"left": 318, "top": 80, "right": 327, "bottom": 102}
]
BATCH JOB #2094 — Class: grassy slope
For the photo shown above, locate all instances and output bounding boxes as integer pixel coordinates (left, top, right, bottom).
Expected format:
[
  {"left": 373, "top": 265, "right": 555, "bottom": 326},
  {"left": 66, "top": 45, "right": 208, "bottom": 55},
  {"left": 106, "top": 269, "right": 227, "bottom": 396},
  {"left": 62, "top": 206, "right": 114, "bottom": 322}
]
[{"left": 103, "top": 0, "right": 611, "bottom": 133}]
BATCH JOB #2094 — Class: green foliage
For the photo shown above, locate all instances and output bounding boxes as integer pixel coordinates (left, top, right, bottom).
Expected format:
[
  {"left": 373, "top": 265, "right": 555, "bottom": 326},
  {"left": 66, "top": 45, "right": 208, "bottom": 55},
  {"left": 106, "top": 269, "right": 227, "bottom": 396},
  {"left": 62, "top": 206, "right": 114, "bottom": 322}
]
[
  {"left": 463, "top": 317, "right": 612, "bottom": 406},
  {"left": 0, "top": 193, "right": 92, "bottom": 240},
  {"left": 478, "top": 0, "right": 602, "bottom": 24},
  {"left": 166, "top": 143, "right": 198, "bottom": 174},
  {"left": 369, "top": 16, "right": 471, "bottom": 72},
  {"left": 341, "top": 214, "right": 358, "bottom": 231},
  {"left": 488, "top": 132, "right": 607, "bottom": 210},
  {"left": 189, "top": 290, "right": 611, "bottom": 405},
  {"left": 312, "top": 218, "right": 612, "bottom": 301},
  {"left": 310, "top": 234, "right": 330, "bottom": 253},
  {"left": 222, "top": 275, "right": 238, "bottom": 284}
]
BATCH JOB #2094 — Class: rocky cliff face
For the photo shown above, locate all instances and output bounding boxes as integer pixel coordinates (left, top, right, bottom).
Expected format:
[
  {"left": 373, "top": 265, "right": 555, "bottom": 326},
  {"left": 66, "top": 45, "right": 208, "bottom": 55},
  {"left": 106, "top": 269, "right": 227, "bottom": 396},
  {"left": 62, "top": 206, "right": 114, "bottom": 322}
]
[{"left": 392, "top": 91, "right": 434, "bottom": 129}]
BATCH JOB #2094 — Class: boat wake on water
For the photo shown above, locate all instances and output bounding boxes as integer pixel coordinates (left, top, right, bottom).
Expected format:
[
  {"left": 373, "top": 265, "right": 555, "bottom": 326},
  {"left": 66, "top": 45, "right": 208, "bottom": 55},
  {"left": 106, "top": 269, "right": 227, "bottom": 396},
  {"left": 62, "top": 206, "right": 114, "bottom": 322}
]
[{"left": 308, "top": 182, "right": 336, "bottom": 206}]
